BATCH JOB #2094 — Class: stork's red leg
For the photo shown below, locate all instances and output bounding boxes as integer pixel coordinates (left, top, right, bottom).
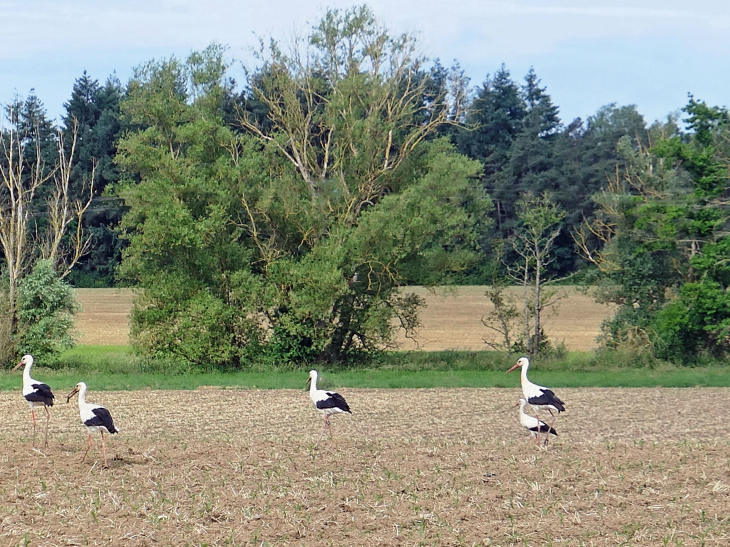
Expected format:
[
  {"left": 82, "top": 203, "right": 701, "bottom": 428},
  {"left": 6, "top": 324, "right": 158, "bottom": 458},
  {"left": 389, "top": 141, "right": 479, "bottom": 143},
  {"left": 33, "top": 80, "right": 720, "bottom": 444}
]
[
  {"left": 82, "top": 434, "right": 92, "bottom": 463},
  {"left": 101, "top": 431, "right": 108, "bottom": 468},
  {"left": 546, "top": 410, "right": 559, "bottom": 438},
  {"left": 30, "top": 408, "right": 37, "bottom": 447},
  {"left": 315, "top": 417, "right": 327, "bottom": 446},
  {"left": 44, "top": 406, "right": 50, "bottom": 448}
]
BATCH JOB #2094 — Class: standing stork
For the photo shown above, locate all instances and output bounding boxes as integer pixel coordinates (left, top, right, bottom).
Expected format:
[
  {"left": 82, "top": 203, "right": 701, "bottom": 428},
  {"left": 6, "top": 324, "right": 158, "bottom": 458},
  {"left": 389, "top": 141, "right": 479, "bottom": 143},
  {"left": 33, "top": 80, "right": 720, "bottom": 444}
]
[
  {"left": 506, "top": 356, "right": 565, "bottom": 432},
  {"left": 306, "top": 370, "right": 351, "bottom": 443},
  {"left": 67, "top": 382, "right": 118, "bottom": 467},
  {"left": 516, "top": 398, "right": 558, "bottom": 447},
  {"left": 12, "top": 354, "right": 54, "bottom": 447}
]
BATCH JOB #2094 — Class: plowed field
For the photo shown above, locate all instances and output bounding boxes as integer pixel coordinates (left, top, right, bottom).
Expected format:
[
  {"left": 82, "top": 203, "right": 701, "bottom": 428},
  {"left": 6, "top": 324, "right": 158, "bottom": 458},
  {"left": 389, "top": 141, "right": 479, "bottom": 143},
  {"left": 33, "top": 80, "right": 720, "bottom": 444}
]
[{"left": 1, "top": 387, "right": 729, "bottom": 545}]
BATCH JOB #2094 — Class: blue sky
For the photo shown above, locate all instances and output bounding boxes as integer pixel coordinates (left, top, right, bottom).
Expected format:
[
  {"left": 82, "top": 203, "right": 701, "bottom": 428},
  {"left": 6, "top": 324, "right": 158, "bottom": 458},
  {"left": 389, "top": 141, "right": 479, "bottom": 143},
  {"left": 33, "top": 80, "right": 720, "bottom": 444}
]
[{"left": 1, "top": 0, "right": 728, "bottom": 127}]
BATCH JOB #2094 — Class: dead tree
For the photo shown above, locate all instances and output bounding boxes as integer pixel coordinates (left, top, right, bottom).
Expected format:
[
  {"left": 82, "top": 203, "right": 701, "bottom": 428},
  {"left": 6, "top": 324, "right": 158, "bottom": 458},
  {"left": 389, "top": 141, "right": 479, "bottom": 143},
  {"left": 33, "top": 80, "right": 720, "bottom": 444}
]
[{"left": 0, "top": 114, "right": 94, "bottom": 332}]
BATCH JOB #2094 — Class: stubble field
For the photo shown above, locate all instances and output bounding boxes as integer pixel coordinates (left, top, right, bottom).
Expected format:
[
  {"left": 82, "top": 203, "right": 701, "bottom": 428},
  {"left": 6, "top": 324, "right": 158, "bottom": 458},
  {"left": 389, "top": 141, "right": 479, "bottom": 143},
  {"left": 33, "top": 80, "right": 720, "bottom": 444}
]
[
  {"left": 3, "top": 288, "right": 727, "bottom": 545},
  {"left": 73, "top": 286, "right": 613, "bottom": 351},
  {"left": 2, "top": 387, "right": 730, "bottom": 546}
]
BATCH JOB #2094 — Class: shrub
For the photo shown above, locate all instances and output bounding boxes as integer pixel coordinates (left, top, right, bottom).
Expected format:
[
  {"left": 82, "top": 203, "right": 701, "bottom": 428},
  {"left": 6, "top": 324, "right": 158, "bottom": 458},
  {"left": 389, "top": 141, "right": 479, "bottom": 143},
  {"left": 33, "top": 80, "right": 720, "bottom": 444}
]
[{"left": 14, "top": 260, "right": 79, "bottom": 365}]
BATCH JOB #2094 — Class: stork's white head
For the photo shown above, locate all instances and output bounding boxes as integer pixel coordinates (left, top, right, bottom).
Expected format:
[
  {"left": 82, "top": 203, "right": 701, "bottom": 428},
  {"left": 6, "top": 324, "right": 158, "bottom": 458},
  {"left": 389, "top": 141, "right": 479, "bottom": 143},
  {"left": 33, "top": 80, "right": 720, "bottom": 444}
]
[
  {"left": 66, "top": 381, "right": 87, "bottom": 403},
  {"left": 306, "top": 369, "right": 318, "bottom": 389},
  {"left": 506, "top": 356, "right": 530, "bottom": 374},
  {"left": 12, "top": 354, "right": 33, "bottom": 372}
]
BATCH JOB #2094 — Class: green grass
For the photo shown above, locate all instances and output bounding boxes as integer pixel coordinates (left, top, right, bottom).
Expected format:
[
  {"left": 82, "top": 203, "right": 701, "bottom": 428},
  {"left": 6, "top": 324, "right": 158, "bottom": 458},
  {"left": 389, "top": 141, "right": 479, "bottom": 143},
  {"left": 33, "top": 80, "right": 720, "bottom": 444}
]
[{"left": 2, "top": 346, "right": 730, "bottom": 391}]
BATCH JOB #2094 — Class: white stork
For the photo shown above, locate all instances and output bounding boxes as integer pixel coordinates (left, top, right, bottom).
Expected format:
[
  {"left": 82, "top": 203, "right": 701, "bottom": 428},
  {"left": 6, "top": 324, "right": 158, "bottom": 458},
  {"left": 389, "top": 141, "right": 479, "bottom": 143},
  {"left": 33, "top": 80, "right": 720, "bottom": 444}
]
[
  {"left": 66, "top": 382, "right": 118, "bottom": 467},
  {"left": 12, "top": 354, "right": 54, "bottom": 447},
  {"left": 506, "top": 356, "right": 565, "bottom": 431},
  {"left": 516, "top": 398, "right": 558, "bottom": 447},
  {"left": 306, "top": 370, "right": 351, "bottom": 443}
]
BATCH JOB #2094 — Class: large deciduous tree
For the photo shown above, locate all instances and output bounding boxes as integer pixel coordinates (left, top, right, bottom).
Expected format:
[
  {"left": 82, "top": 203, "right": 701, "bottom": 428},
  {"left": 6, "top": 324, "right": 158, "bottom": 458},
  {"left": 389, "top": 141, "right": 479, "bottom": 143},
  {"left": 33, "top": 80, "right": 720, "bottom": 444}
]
[
  {"left": 117, "top": 11, "right": 489, "bottom": 368},
  {"left": 575, "top": 98, "right": 730, "bottom": 361}
]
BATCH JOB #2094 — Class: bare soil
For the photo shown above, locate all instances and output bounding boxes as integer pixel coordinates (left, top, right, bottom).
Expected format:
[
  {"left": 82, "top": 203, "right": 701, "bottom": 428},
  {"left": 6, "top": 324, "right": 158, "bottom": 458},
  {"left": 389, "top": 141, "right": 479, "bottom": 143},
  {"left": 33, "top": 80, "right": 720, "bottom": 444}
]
[
  {"left": 74, "top": 286, "right": 614, "bottom": 351},
  {"left": 1, "top": 387, "right": 729, "bottom": 545}
]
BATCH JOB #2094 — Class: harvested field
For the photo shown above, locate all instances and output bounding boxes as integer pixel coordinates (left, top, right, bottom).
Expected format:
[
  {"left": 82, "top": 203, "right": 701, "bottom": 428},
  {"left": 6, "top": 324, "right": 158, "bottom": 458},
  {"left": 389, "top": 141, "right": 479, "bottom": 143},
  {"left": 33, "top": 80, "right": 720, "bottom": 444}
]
[
  {"left": 1, "top": 387, "right": 729, "bottom": 545},
  {"left": 74, "top": 289, "right": 135, "bottom": 346},
  {"left": 74, "top": 286, "right": 614, "bottom": 351},
  {"left": 397, "top": 286, "right": 614, "bottom": 352}
]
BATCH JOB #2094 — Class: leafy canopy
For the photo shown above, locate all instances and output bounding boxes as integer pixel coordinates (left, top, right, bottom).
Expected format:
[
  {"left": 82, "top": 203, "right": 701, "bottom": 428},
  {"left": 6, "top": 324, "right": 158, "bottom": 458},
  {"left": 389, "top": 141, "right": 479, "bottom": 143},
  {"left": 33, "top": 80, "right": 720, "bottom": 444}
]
[{"left": 117, "top": 13, "right": 489, "bottom": 369}]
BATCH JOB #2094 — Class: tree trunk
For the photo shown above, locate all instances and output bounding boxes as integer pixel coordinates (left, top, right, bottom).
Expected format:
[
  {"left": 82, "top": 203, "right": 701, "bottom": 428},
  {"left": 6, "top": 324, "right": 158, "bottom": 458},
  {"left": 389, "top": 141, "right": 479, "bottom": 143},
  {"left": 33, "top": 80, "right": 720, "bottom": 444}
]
[
  {"left": 532, "top": 250, "right": 542, "bottom": 355},
  {"left": 522, "top": 256, "right": 531, "bottom": 353}
]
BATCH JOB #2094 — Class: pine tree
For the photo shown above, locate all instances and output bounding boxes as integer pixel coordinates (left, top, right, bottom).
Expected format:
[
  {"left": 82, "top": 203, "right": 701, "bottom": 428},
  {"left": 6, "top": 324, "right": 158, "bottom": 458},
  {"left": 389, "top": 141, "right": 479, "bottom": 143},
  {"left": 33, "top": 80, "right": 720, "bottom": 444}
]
[
  {"left": 61, "top": 73, "right": 124, "bottom": 287},
  {"left": 458, "top": 65, "right": 525, "bottom": 177}
]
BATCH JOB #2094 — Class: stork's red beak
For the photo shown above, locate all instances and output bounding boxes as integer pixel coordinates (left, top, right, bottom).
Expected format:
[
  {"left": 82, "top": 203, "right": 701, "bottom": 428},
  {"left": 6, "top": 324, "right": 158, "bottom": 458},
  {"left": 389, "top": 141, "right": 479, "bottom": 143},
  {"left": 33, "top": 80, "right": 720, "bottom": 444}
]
[
  {"left": 506, "top": 362, "right": 521, "bottom": 374},
  {"left": 66, "top": 387, "right": 80, "bottom": 403}
]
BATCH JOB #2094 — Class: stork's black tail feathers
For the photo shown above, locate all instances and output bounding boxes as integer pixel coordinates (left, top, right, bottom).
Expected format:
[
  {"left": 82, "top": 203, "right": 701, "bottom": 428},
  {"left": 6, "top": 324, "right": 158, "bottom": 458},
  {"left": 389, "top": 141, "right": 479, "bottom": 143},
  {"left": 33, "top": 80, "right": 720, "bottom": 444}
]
[{"left": 532, "top": 423, "right": 558, "bottom": 436}]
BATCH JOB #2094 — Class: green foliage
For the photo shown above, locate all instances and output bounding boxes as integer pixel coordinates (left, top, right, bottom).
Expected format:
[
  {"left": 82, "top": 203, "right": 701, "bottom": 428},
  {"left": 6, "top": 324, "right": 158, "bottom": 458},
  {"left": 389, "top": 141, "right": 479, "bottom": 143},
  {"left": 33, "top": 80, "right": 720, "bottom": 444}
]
[
  {"left": 14, "top": 259, "right": 79, "bottom": 364},
  {"left": 4, "top": 346, "right": 730, "bottom": 391},
  {"left": 62, "top": 72, "right": 125, "bottom": 287},
  {"left": 116, "top": 25, "right": 489, "bottom": 370},
  {"left": 455, "top": 65, "right": 652, "bottom": 279},
  {"left": 0, "top": 276, "right": 13, "bottom": 367},
  {"left": 583, "top": 97, "right": 730, "bottom": 362},
  {"left": 6, "top": 92, "right": 58, "bottom": 185},
  {"left": 653, "top": 243, "right": 730, "bottom": 362}
]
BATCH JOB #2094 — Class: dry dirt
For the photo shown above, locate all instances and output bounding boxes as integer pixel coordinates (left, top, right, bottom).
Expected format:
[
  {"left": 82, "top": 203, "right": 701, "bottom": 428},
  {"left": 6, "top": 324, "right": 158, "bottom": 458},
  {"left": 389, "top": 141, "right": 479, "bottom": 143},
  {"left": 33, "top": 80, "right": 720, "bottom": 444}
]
[
  {"left": 1, "top": 387, "right": 729, "bottom": 546},
  {"left": 74, "top": 286, "right": 614, "bottom": 351}
]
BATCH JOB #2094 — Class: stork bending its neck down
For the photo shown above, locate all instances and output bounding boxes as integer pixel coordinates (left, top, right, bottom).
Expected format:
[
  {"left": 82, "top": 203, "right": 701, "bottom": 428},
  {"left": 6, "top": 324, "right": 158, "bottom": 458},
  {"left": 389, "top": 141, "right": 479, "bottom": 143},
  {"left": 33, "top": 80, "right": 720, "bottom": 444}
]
[{"left": 516, "top": 398, "right": 558, "bottom": 447}]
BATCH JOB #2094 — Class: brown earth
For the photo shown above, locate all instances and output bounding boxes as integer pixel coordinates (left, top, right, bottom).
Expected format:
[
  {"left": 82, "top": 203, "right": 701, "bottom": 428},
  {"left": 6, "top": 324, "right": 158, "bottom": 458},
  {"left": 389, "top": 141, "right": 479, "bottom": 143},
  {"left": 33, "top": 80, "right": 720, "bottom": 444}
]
[
  {"left": 74, "top": 286, "right": 614, "bottom": 351},
  {"left": 1, "top": 387, "right": 729, "bottom": 545}
]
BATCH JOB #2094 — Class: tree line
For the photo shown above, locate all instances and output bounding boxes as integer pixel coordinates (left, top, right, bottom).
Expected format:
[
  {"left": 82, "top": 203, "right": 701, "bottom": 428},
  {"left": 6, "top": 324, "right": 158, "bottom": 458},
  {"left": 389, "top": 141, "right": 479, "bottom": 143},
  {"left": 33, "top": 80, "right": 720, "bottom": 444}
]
[{"left": 1, "top": 5, "right": 728, "bottom": 367}]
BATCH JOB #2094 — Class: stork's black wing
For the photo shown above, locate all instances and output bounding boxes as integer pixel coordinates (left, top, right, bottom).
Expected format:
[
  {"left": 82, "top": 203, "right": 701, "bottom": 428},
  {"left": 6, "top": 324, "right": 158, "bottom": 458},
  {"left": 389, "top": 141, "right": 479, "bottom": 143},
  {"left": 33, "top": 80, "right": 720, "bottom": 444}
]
[
  {"left": 316, "top": 391, "right": 351, "bottom": 413},
  {"left": 84, "top": 406, "right": 118, "bottom": 434},
  {"left": 26, "top": 383, "right": 54, "bottom": 406},
  {"left": 527, "top": 388, "right": 565, "bottom": 412}
]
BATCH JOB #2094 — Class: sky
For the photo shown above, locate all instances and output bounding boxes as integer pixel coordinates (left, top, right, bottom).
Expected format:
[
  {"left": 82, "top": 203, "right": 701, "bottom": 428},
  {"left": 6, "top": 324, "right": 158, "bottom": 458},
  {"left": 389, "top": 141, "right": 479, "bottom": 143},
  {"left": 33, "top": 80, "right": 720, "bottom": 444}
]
[{"left": 1, "top": 0, "right": 729, "bottom": 127}]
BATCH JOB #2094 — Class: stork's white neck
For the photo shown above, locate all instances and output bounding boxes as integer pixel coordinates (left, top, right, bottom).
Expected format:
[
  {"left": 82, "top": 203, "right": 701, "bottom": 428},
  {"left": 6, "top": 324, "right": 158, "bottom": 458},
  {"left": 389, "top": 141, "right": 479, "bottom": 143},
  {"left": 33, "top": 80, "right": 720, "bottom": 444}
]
[
  {"left": 22, "top": 361, "right": 33, "bottom": 382},
  {"left": 309, "top": 373, "right": 319, "bottom": 394},
  {"left": 77, "top": 385, "right": 88, "bottom": 407},
  {"left": 521, "top": 363, "right": 530, "bottom": 384}
]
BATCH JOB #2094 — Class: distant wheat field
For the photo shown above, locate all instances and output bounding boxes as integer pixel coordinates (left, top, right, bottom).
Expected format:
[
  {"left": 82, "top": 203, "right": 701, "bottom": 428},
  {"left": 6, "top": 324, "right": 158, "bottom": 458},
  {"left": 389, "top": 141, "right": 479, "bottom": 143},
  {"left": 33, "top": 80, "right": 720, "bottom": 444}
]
[{"left": 73, "top": 286, "right": 615, "bottom": 350}]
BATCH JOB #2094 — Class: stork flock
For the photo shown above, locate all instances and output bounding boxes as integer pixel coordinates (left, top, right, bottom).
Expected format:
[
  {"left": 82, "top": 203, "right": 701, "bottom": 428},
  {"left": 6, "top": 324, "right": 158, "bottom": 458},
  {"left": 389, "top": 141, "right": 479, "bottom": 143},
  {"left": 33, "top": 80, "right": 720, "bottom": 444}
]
[
  {"left": 13, "top": 355, "right": 118, "bottom": 467},
  {"left": 11, "top": 353, "right": 564, "bottom": 464}
]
